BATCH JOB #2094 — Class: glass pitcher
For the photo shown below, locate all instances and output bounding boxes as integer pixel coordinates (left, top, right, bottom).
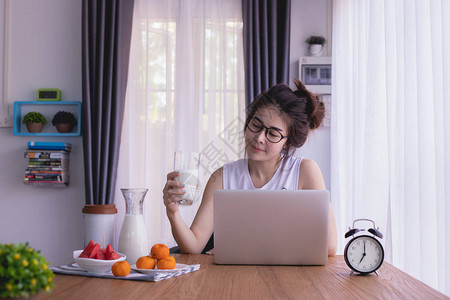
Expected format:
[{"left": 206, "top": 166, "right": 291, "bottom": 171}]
[{"left": 118, "top": 188, "right": 149, "bottom": 264}]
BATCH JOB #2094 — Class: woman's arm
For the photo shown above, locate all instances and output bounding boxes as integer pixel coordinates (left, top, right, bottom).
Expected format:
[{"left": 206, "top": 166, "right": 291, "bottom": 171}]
[
  {"left": 163, "top": 168, "right": 223, "bottom": 253},
  {"left": 298, "top": 159, "right": 338, "bottom": 256}
]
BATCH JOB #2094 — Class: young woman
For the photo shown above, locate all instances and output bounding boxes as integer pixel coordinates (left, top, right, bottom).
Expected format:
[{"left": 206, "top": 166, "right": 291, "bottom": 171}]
[{"left": 163, "top": 80, "right": 338, "bottom": 256}]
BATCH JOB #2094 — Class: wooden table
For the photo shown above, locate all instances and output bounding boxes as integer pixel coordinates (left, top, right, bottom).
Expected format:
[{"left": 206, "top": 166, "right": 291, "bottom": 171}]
[{"left": 42, "top": 255, "right": 448, "bottom": 299}]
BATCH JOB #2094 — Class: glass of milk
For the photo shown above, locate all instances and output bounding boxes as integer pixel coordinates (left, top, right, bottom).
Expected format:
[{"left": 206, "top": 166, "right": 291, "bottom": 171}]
[
  {"left": 173, "top": 151, "right": 203, "bottom": 206},
  {"left": 118, "top": 188, "right": 149, "bottom": 264}
]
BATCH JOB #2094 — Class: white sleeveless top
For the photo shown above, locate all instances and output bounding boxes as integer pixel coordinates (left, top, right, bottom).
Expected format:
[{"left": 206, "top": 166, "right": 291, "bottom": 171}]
[{"left": 223, "top": 156, "right": 302, "bottom": 190}]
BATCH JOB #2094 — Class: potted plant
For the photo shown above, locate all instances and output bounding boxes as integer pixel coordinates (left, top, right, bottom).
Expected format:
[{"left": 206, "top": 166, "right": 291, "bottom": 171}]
[
  {"left": 0, "top": 243, "right": 54, "bottom": 299},
  {"left": 23, "top": 112, "right": 47, "bottom": 133},
  {"left": 305, "top": 36, "right": 326, "bottom": 56},
  {"left": 51, "top": 111, "right": 77, "bottom": 133}
]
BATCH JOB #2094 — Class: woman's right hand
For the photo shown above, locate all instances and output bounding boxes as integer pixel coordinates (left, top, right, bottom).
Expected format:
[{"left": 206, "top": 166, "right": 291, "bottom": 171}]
[{"left": 162, "top": 171, "right": 185, "bottom": 214}]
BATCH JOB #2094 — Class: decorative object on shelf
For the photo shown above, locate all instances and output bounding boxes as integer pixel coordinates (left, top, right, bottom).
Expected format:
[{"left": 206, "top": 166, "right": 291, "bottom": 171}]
[
  {"left": 0, "top": 242, "right": 54, "bottom": 299},
  {"left": 305, "top": 35, "right": 326, "bottom": 56},
  {"left": 51, "top": 111, "right": 78, "bottom": 133},
  {"left": 22, "top": 112, "right": 47, "bottom": 133},
  {"left": 37, "top": 88, "right": 61, "bottom": 101},
  {"left": 344, "top": 219, "right": 384, "bottom": 275}
]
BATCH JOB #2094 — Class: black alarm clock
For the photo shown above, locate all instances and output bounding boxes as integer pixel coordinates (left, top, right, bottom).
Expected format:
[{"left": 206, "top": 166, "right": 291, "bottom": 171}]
[
  {"left": 37, "top": 88, "right": 61, "bottom": 101},
  {"left": 344, "top": 219, "right": 384, "bottom": 275}
]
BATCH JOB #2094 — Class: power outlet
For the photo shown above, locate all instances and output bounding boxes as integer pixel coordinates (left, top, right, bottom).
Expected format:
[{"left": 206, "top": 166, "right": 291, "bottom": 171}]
[{"left": 0, "top": 115, "right": 13, "bottom": 127}]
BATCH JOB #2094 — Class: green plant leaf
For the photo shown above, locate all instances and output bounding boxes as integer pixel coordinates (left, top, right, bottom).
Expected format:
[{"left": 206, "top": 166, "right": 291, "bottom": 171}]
[{"left": 22, "top": 112, "right": 47, "bottom": 124}]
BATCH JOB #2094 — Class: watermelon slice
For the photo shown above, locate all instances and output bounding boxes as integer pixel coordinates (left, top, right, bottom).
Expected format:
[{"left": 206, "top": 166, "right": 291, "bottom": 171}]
[
  {"left": 79, "top": 240, "right": 95, "bottom": 258},
  {"left": 88, "top": 243, "right": 101, "bottom": 259},
  {"left": 104, "top": 244, "right": 121, "bottom": 260},
  {"left": 94, "top": 249, "right": 105, "bottom": 260},
  {"left": 78, "top": 241, "right": 120, "bottom": 260}
]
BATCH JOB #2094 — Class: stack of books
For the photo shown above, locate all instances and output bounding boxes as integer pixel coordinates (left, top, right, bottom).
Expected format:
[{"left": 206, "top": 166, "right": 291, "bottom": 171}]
[{"left": 24, "top": 142, "right": 71, "bottom": 186}]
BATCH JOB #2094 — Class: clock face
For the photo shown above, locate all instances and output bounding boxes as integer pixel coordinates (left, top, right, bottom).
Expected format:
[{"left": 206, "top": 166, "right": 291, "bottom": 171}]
[{"left": 344, "top": 235, "right": 384, "bottom": 274}]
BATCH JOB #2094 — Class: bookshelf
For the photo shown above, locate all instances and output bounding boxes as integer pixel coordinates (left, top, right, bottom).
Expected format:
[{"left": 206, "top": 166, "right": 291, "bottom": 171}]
[
  {"left": 23, "top": 142, "right": 71, "bottom": 187},
  {"left": 13, "top": 101, "right": 82, "bottom": 136}
]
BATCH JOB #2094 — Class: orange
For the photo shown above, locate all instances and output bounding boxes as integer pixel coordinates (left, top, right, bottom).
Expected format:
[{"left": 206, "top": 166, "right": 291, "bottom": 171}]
[
  {"left": 136, "top": 256, "right": 156, "bottom": 269},
  {"left": 150, "top": 244, "right": 170, "bottom": 260},
  {"left": 111, "top": 261, "right": 131, "bottom": 276},
  {"left": 157, "top": 256, "right": 176, "bottom": 269},
  {"left": 165, "top": 256, "right": 176, "bottom": 262}
]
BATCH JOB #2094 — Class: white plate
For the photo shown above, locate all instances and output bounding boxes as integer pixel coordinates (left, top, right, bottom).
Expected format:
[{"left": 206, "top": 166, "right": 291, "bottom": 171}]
[
  {"left": 73, "top": 250, "right": 126, "bottom": 273},
  {"left": 131, "top": 263, "right": 188, "bottom": 274}
]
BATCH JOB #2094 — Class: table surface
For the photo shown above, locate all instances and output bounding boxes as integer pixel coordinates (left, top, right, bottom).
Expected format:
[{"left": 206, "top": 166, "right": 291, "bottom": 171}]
[{"left": 42, "top": 255, "right": 448, "bottom": 300}]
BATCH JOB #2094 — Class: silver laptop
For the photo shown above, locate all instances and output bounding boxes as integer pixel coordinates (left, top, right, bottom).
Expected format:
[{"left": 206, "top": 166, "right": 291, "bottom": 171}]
[{"left": 213, "top": 189, "right": 329, "bottom": 265}]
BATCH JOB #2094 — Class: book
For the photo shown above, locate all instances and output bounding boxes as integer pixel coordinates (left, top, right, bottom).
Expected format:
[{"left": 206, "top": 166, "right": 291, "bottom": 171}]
[
  {"left": 24, "top": 174, "right": 69, "bottom": 180},
  {"left": 28, "top": 157, "right": 68, "bottom": 161},
  {"left": 28, "top": 158, "right": 68, "bottom": 162},
  {"left": 25, "top": 177, "right": 69, "bottom": 182},
  {"left": 25, "top": 170, "right": 63, "bottom": 175},
  {"left": 24, "top": 143, "right": 71, "bottom": 186},
  {"left": 24, "top": 151, "right": 69, "bottom": 159},
  {"left": 24, "top": 180, "right": 69, "bottom": 184},
  {"left": 27, "top": 141, "right": 72, "bottom": 151},
  {"left": 28, "top": 161, "right": 65, "bottom": 166},
  {"left": 27, "top": 158, "right": 69, "bottom": 165},
  {"left": 25, "top": 166, "right": 68, "bottom": 172},
  {"left": 25, "top": 149, "right": 70, "bottom": 153}
]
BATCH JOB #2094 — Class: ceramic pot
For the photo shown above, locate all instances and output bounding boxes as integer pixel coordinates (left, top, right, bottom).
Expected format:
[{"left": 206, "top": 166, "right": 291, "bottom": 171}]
[
  {"left": 55, "top": 123, "right": 73, "bottom": 133},
  {"left": 309, "top": 44, "right": 323, "bottom": 56},
  {"left": 82, "top": 204, "right": 117, "bottom": 247},
  {"left": 26, "top": 123, "right": 44, "bottom": 133}
]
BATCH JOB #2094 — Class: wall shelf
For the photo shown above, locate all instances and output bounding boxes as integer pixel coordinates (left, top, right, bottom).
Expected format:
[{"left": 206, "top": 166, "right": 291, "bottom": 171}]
[{"left": 13, "top": 101, "right": 82, "bottom": 136}]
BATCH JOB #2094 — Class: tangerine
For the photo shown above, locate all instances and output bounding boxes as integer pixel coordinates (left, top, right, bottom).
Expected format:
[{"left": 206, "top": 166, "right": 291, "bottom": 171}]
[
  {"left": 111, "top": 261, "right": 131, "bottom": 276},
  {"left": 165, "top": 256, "right": 176, "bottom": 262},
  {"left": 136, "top": 256, "right": 156, "bottom": 269},
  {"left": 157, "top": 256, "right": 176, "bottom": 269},
  {"left": 150, "top": 244, "right": 170, "bottom": 260}
]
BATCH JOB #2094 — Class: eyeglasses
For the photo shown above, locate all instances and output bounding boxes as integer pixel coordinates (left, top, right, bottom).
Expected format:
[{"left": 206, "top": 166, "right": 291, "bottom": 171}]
[{"left": 246, "top": 117, "right": 287, "bottom": 143}]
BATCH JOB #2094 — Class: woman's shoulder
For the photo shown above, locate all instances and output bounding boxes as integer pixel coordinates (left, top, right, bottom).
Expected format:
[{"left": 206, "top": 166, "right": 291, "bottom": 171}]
[
  {"left": 203, "top": 166, "right": 224, "bottom": 193},
  {"left": 299, "top": 158, "right": 319, "bottom": 169},
  {"left": 298, "top": 158, "right": 325, "bottom": 189}
]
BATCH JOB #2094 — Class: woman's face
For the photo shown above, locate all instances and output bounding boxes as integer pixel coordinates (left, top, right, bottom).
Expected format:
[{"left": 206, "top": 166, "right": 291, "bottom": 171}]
[{"left": 245, "top": 106, "right": 289, "bottom": 161}]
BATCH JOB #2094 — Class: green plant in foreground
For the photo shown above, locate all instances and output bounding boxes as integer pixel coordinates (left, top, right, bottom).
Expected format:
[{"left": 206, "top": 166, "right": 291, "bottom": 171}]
[
  {"left": 0, "top": 243, "right": 54, "bottom": 298},
  {"left": 22, "top": 112, "right": 47, "bottom": 125}
]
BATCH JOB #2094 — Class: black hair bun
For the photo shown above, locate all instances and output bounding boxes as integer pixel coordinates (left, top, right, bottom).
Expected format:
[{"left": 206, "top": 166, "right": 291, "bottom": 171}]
[{"left": 293, "top": 79, "right": 325, "bottom": 129}]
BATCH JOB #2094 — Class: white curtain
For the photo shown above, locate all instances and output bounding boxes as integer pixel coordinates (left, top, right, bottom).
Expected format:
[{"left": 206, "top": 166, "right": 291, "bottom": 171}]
[
  {"left": 114, "top": 0, "right": 245, "bottom": 249},
  {"left": 332, "top": 0, "right": 450, "bottom": 296}
]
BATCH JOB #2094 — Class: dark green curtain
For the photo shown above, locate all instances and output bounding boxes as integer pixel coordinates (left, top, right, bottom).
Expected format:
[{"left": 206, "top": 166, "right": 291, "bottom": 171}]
[
  {"left": 81, "top": 0, "right": 135, "bottom": 205},
  {"left": 242, "top": 0, "right": 291, "bottom": 107}
]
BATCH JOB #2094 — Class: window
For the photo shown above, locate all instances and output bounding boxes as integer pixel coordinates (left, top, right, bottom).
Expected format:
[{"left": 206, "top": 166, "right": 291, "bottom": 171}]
[{"left": 116, "top": 0, "right": 244, "bottom": 245}]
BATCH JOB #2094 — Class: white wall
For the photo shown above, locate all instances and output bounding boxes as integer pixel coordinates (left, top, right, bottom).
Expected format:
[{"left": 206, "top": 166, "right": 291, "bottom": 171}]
[
  {"left": 290, "top": 0, "right": 331, "bottom": 190},
  {"left": 0, "top": 0, "right": 84, "bottom": 267},
  {"left": 0, "top": 0, "right": 330, "bottom": 266}
]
